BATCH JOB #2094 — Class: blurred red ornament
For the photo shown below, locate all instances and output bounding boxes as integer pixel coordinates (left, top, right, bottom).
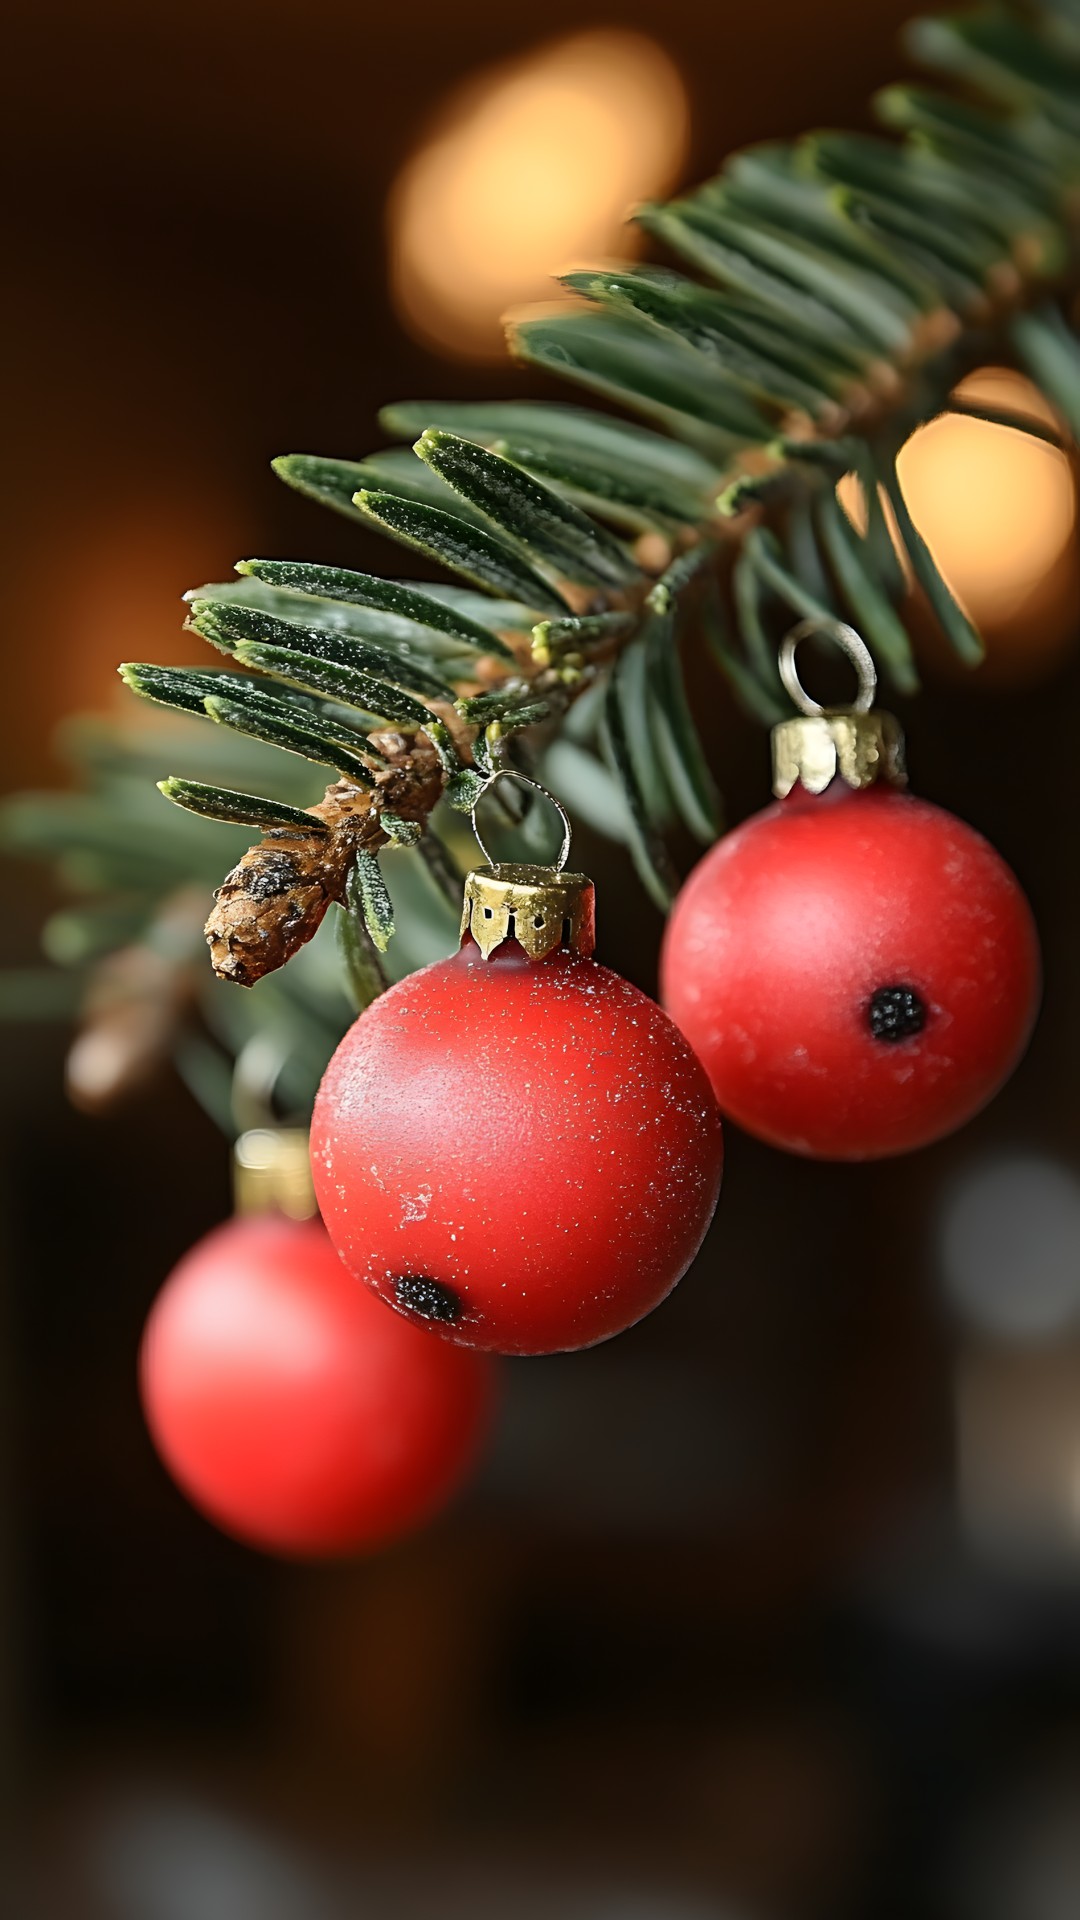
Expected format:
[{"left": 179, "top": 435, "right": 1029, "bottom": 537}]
[
  {"left": 312, "top": 858, "right": 723, "bottom": 1356},
  {"left": 661, "top": 624, "right": 1041, "bottom": 1162},
  {"left": 141, "top": 1211, "right": 493, "bottom": 1557}
]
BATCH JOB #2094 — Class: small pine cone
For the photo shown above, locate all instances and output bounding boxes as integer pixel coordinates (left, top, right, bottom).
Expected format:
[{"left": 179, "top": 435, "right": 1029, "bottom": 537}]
[
  {"left": 206, "top": 844, "right": 340, "bottom": 987},
  {"left": 205, "top": 734, "right": 445, "bottom": 987}
]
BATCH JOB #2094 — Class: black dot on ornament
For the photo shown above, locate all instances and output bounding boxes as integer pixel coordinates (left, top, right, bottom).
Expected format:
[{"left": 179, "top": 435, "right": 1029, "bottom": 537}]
[
  {"left": 393, "top": 1275, "right": 462, "bottom": 1324},
  {"left": 867, "top": 984, "right": 927, "bottom": 1044}
]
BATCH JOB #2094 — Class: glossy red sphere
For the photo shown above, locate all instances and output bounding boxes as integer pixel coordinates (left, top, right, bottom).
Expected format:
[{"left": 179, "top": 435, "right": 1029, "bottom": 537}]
[
  {"left": 661, "top": 783, "right": 1040, "bottom": 1161},
  {"left": 140, "top": 1213, "right": 493, "bottom": 1557},
  {"left": 311, "top": 942, "right": 724, "bottom": 1355}
]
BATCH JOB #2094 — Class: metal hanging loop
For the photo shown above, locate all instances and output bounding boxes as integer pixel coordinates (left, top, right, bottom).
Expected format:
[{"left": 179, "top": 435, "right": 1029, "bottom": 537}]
[
  {"left": 470, "top": 765, "right": 573, "bottom": 873},
  {"left": 778, "top": 617, "right": 877, "bottom": 717}
]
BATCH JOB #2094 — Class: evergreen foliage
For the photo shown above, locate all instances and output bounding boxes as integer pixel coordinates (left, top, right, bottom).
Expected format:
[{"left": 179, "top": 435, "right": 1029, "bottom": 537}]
[{"left": 6, "top": 0, "right": 1080, "bottom": 1117}]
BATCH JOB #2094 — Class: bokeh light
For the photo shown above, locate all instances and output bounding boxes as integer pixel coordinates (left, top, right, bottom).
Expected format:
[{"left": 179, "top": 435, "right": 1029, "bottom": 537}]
[
  {"left": 956, "top": 1341, "right": 1080, "bottom": 1570},
  {"left": 388, "top": 30, "right": 690, "bottom": 362},
  {"left": 8, "top": 482, "right": 250, "bottom": 789},
  {"left": 898, "top": 369, "right": 1076, "bottom": 621},
  {"left": 941, "top": 1155, "right": 1080, "bottom": 1342},
  {"left": 839, "top": 369, "right": 1079, "bottom": 682},
  {"left": 909, "top": 368, "right": 1078, "bottom": 680},
  {"left": 944, "top": 1155, "right": 1080, "bottom": 1570}
]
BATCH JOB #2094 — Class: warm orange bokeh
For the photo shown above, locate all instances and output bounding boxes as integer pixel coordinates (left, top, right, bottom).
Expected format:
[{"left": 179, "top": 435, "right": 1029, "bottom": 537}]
[
  {"left": 7, "top": 481, "right": 252, "bottom": 790},
  {"left": 842, "top": 368, "right": 1078, "bottom": 684},
  {"left": 388, "top": 29, "right": 690, "bottom": 362}
]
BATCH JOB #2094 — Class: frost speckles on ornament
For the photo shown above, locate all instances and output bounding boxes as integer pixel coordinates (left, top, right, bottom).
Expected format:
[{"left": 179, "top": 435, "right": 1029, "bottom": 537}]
[{"left": 400, "top": 1186, "right": 433, "bottom": 1224}]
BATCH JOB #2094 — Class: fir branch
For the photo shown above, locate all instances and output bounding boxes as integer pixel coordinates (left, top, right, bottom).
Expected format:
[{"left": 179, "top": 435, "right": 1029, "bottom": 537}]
[
  {"left": 204, "top": 732, "right": 444, "bottom": 987},
  {"left": 157, "top": 778, "right": 332, "bottom": 836},
  {"left": 111, "top": 0, "right": 1080, "bottom": 994},
  {"left": 336, "top": 864, "right": 390, "bottom": 1012},
  {"left": 235, "top": 558, "right": 517, "bottom": 660}
]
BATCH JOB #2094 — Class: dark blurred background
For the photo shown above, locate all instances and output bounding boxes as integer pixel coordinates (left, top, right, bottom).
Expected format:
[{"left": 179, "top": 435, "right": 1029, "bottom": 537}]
[{"left": 6, "top": 3, "right": 1080, "bottom": 1916}]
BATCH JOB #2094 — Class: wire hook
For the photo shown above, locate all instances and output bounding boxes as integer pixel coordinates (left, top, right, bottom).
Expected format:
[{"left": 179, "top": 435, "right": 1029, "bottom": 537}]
[
  {"left": 778, "top": 617, "right": 877, "bottom": 717},
  {"left": 470, "top": 766, "right": 573, "bottom": 873}
]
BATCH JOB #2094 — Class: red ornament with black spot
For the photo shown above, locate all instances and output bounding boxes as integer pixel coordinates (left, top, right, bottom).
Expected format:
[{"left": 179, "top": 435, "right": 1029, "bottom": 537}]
[
  {"left": 140, "top": 1131, "right": 493, "bottom": 1557},
  {"left": 660, "top": 626, "right": 1040, "bottom": 1161},
  {"left": 312, "top": 857, "right": 724, "bottom": 1356}
]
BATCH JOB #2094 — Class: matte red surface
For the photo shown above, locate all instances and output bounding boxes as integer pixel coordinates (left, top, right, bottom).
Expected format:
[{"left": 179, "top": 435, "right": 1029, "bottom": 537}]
[
  {"left": 140, "top": 1214, "right": 493, "bottom": 1557},
  {"left": 661, "top": 783, "right": 1041, "bottom": 1160},
  {"left": 311, "top": 943, "right": 724, "bottom": 1355}
]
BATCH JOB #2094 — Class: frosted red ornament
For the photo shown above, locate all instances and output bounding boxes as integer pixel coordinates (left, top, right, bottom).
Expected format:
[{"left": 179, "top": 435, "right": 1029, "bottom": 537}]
[
  {"left": 312, "top": 842, "right": 724, "bottom": 1356},
  {"left": 140, "top": 1137, "right": 493, "bottom": 1557},
  {"left": 661, "top": 622, "right": 1041, "bottom": 1161}
]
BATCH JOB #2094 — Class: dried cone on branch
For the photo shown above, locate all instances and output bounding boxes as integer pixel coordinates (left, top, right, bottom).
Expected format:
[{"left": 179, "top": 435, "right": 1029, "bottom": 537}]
[
  {"left": 206, "top": 732, "right": 444, "bottom": 986},
  {"left": 4, "top": 0, "right": 1070, "bottom": 1180}
]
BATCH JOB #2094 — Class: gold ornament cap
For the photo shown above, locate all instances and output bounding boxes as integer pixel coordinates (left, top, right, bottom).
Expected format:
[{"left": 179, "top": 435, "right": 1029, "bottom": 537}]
[
  {"left": 770, "top": 618, "right": 907, "bottom": 799},
  {"left": 233, "top": 1127, "right": 317, "bottom": 1220},
  {"left": 461, "top": 864, "right": 596, "bottom": 960},
  {"left": 463, "top": 766, "right": 595, "bottom": 959}
]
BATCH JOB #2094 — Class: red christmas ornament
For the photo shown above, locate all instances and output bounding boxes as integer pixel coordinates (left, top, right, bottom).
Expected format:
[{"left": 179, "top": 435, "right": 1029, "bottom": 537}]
[
  {"left": 661, "top": 622, "right": 1040, "bottom": 1161},
  {"left": 141, "top": 1138, "right": 493, "bottom": 1557},
  {"left": 312, "top": 789, "right": 723, "bottom": 1356}
]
